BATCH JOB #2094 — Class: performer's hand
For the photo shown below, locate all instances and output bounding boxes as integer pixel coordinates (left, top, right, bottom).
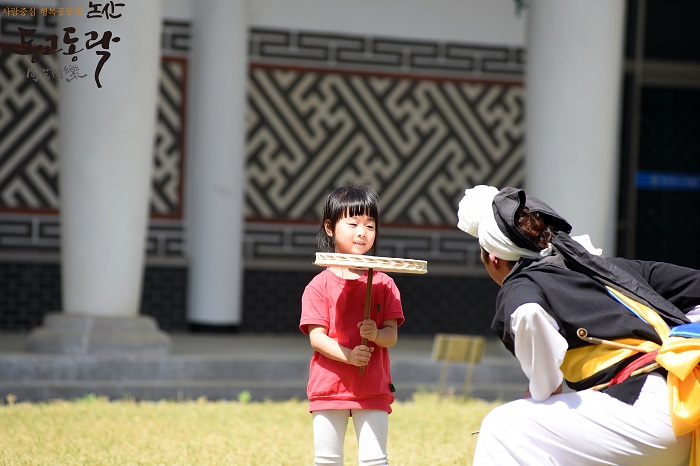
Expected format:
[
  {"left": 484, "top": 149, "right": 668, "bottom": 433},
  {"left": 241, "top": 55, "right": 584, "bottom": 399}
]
[
  {"left": 358, "top": 319, "right": 378, "bottom": 342},
  {"left": 349, "top": 344, "right": 374, "bottom": 367},
  {"left": 524, "top": 384, "right": 563, "bottom": 399}
]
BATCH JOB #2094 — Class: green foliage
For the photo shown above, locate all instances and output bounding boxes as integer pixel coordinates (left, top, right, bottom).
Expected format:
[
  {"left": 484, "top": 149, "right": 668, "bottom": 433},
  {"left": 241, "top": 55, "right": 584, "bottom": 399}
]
[
  {"left": 237, "top": 390, "right": 252, "bottom": 404},
  {"left": 0, "top": 393, "right": 500, "bottom": 465},
  {"left": 76, "top": 393, "right": 106, "bottom": 404}
]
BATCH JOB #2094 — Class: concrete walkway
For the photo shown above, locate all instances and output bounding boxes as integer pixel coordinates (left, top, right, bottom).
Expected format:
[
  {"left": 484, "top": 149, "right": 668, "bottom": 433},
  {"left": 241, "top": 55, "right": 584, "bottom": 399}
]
[{"left": 0, "top": 332, "right": 528, "bottom": 403}]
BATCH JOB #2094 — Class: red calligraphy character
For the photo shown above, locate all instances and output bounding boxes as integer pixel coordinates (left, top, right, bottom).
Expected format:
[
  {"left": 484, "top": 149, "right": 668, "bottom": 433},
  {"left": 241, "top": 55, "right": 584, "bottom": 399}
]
[
  {"left": 62, "top": 27, "right": 84, "bottom": 62},
  {"left": 85, "top": 30, "right": 121, "bottom": 88}
]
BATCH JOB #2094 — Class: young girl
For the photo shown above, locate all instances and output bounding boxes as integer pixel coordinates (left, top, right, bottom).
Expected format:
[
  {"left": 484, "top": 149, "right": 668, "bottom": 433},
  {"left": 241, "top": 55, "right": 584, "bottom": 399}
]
[{"left": 300, "top": 183, "right": 404, "bottom": 466}]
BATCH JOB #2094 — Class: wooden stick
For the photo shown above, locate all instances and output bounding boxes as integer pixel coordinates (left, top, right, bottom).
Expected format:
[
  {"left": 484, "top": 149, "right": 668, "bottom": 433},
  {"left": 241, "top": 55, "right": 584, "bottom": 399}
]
[
  {"left": 590, "top": 362, "right": 661, "bottom": 391},
  {"left": 576, "top": 328, "right": 651, "bottom": 353},
  {"left": 360, "top": 268, "right": 374, "bottom": 376},
  {"left": 576, "top": 328, "right": 660, "bottom": 391}
]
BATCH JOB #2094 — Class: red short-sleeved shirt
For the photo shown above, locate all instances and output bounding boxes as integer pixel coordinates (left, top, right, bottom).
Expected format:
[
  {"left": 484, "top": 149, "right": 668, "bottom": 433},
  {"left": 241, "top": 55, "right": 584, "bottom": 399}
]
[{"left": 300, "top": 269, "right": 404, "bottom": 413}]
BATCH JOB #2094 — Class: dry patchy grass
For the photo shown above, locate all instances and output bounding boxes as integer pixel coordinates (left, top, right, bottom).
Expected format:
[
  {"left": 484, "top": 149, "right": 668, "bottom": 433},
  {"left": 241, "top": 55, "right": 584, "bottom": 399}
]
[{"left": 0, "top": 393, "right": 500, "bottom": 465}]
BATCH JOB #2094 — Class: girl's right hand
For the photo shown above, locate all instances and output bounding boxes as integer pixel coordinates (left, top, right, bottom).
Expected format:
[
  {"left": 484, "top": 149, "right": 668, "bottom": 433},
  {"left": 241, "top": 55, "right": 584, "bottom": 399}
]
[{"left": 349, "top": 345, "right": 374, "bottom": 367}]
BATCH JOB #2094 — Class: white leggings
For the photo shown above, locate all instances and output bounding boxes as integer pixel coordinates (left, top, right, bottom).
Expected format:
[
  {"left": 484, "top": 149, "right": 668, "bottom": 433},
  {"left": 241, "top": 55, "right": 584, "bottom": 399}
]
[{"left": 312, "top": 409, "right": 389, "bottom": 466}]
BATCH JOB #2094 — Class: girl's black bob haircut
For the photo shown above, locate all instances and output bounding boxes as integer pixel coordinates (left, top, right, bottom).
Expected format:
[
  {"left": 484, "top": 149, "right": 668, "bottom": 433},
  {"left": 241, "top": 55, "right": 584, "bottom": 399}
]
[{"left": 317, "top": 183, "right": 380, "bottom": 255}]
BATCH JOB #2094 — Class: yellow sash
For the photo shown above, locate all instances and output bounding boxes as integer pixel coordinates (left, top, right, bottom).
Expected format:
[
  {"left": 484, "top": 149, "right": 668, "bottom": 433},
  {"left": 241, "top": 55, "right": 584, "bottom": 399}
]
[
  {"left": 607, "top": 288, "right": 700, "bottom": 433},
  {"left": 562, "top": 338, "right": 658, "bottom": 383},
  {"left": 561, "top": 287, "right": 700, "bottom": 466}
]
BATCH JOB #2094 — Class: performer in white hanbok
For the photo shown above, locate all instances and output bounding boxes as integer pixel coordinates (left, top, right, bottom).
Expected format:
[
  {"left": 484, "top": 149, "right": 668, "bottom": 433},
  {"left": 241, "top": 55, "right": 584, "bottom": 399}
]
[{"left": 457, "top": 185, "right": 700, "bottom": 466}]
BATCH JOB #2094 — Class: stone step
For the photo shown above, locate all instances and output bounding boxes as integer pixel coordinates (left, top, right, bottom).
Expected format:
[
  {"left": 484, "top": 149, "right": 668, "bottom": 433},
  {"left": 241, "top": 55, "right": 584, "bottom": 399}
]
[
  {"left": 0, "top": 356, "right": 527, "bottom": 403},
  {"left": 0, "top": 333, "right": 529, "bottom": 403},
  {"left": 0, "top": 355, "right": 526, "bottom": 382}
]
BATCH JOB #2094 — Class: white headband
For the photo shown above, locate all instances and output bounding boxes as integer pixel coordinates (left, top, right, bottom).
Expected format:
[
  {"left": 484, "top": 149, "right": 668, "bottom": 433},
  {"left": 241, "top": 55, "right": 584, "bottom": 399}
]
[
  {"left": 457, "top": 185, "right": 539, "bottom": 261},
  {"left": 457, "top": 185, "right": 602, "bottom": 260}
]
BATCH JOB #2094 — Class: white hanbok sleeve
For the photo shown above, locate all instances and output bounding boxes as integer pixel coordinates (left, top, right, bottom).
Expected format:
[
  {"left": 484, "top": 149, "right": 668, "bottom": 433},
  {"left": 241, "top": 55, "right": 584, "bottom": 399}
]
[
  {"left": 686, "top": 305, "right": 700, "bottom": 323},
  {"left": 510, "top": 302, "right": 568, "bottom": 401}
]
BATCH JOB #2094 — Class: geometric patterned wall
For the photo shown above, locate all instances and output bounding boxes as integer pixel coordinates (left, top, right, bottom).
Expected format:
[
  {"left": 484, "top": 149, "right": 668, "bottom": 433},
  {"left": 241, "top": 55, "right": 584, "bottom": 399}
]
[
  {"left": 0, "top": 52, "right": 186, "bottom": 218},
  {"left": 3, "top": 6, "right": 698, "bottom": 333},
  {"left": 247, "top": 68, "right": 525, "bottom": 225},
  {"left": 0, "top": 51, "right": 59, "bottom": 211},
  {"left": 0, "top": 13, "right": 525, "bottom": 332},
  {"left": 247, "top": 28, "right": 526, "bottom": 226},
  {"left": 0, "top": 13, "right": 188, "bottom": 263},
  {"left": 0, "top": 46, "right": 185, "bottom": 219},
  {"left": 0, "top": 15, "right": 526, "bottom": 275},
  {"left": 245, "top": 28, "right": 525, "bottom": 274}
]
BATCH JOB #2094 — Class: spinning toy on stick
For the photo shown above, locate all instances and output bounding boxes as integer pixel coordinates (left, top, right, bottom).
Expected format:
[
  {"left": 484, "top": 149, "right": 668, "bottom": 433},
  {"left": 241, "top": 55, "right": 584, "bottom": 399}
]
[{"left": 314, "top": 253, "right": 428, "bottom": 374}]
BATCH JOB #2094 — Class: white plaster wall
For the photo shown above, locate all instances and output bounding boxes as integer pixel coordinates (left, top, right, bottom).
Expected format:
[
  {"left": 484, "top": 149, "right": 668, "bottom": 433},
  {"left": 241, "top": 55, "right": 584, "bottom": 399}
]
[
  {"left": 163, "top": 0, "right": 191, "bottom": 19},
  {"left": 162, "top": 0, "right": 525, "bottom": 46},
  {"left": 4, "top": 0, "right": 525, "bottom": 47},
  {"left": 247, "top": 0, "right": 526, "bottom": 45}
]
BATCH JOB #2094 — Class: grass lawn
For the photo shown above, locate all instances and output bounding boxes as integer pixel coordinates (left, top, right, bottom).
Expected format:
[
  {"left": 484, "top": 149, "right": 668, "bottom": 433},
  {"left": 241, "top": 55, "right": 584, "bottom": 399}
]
[{"left": 0, "top": 392, "right": 500, "bottom": 465}]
